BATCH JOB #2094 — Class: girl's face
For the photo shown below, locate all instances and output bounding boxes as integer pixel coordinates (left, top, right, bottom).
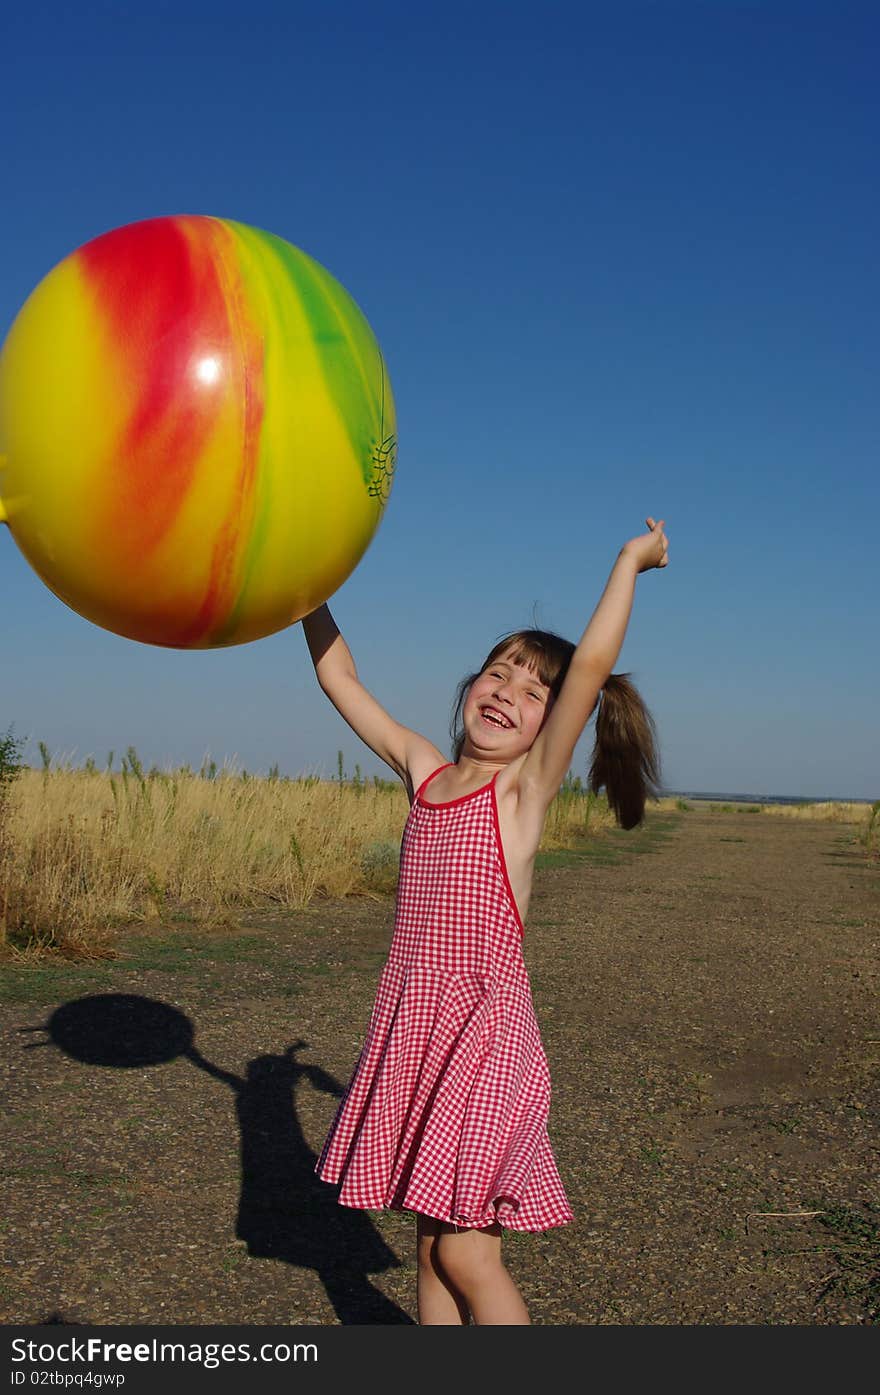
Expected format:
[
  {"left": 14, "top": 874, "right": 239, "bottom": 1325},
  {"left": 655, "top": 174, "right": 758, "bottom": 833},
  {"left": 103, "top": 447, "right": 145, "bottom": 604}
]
[{"left": 463, "top": 649, "right": 554, "bottom": 757}]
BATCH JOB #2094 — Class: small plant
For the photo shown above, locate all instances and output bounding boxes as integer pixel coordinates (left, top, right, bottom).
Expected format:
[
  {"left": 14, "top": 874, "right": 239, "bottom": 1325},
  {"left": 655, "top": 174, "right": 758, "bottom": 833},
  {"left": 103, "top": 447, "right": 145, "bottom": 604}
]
[
  {"left": 769, "top": 1117, "right": 801, "bottom": 1135},
  {"left": 144, "top": 869, "right": 166, "bottom": 919},
  {"left": 639, "top": 1138, "right": 665, "bottom": 1166},
  {"left": 126, "top": 746, "right": 144, "bottom": 781},
  {"left": 38, "top": 741, "right": 52, "bottom": 780},
  {"left": 289, "top": 832, "right": 306, "bottom": 880}
]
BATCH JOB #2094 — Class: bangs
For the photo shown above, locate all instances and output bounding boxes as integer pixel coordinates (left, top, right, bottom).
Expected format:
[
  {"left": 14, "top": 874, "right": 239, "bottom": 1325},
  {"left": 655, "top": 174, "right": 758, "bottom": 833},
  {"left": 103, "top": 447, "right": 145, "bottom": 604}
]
[{"left": 488, "top": 635, "right": 568, "bottom": 693}]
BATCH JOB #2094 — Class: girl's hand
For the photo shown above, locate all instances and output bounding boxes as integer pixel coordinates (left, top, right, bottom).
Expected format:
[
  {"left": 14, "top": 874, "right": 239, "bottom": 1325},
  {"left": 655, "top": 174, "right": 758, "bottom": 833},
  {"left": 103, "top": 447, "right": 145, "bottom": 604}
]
[{"left": 623, "top": 517, "right": 669, "bottom": 573}]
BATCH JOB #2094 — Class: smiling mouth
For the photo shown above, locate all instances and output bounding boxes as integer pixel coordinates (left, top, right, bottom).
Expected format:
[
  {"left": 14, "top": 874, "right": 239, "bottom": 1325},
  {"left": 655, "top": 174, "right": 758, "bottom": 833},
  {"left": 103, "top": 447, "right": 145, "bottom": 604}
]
[{"left": 480, "top": 709, "right": 513, "bottom": 729}]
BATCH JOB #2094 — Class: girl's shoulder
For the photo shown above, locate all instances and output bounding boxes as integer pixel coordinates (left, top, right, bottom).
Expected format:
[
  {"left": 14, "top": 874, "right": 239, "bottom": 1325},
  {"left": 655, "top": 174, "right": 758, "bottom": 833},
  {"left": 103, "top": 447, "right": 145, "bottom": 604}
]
[{"left": 418, "top": 753, "right": 530, "bottom": 809}]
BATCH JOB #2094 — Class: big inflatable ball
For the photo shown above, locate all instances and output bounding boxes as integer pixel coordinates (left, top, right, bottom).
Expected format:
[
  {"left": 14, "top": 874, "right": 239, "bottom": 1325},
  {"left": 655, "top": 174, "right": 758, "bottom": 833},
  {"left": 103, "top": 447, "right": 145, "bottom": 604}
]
[{"left": 0, "top": 215, "right": 396, "bottom": 647}]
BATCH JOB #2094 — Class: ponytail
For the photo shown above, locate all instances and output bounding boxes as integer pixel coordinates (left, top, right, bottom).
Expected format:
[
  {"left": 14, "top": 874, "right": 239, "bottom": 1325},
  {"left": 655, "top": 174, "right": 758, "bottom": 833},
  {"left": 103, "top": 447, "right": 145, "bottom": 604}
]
[{"left": 589, "top": 673, "right": 662, "bottom": 830}]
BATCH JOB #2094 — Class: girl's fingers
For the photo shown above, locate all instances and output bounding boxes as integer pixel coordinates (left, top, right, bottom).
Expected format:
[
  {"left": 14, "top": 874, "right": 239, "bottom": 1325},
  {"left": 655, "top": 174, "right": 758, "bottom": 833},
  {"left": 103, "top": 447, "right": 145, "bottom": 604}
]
[{"left": 643, "top": 516, "right": 670, "bottom": 567}]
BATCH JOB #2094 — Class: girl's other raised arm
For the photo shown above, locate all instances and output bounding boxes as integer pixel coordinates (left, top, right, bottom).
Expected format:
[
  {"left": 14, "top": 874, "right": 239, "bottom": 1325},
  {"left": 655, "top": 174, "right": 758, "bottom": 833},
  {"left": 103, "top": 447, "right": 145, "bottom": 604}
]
[
  {"left": 301, "top": 603, "right": 435, "bottom": 786},
  {"left": 518, "top": 518, "right": 668, "bottom": 805}
]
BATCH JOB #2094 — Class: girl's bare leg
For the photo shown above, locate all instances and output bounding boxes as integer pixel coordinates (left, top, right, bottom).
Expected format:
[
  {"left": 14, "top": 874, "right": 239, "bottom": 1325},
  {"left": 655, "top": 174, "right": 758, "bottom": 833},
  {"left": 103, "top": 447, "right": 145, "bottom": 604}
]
[
  {"left": 416, "top": 1215, "right": 471, "bottom": 1325},
  {"left": 435, "top": 1221, "right": 530, "bottom": 1325}
]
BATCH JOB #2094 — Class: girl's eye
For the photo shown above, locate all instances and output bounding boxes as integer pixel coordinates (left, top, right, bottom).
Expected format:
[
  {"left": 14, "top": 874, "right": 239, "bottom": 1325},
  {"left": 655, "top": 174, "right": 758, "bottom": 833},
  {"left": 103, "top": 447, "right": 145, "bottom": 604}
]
[{"left": 488, "top": 669, "right": 543, "bottom": 698}]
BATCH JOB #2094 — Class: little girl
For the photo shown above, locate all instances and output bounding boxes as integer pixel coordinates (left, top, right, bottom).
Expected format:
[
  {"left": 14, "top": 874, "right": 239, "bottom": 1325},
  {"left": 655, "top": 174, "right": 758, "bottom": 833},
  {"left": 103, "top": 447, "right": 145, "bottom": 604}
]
[{"left": 302, "top": 516, "right": 669, "bottom": 1324}]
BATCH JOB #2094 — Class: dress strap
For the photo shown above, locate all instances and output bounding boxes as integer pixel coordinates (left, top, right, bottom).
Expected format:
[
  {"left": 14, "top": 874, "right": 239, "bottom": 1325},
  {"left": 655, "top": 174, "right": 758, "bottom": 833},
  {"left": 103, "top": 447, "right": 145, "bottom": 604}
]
[{"left": 414, "top": 762, "right": 453, "bottom": 801}]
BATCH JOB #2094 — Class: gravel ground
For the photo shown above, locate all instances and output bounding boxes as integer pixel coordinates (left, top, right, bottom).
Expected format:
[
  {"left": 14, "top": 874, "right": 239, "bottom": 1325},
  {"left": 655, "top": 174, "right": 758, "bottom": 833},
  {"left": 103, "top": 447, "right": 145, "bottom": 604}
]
[{"left": 1, "top": 803, "right": 877, "bottom": 1325}]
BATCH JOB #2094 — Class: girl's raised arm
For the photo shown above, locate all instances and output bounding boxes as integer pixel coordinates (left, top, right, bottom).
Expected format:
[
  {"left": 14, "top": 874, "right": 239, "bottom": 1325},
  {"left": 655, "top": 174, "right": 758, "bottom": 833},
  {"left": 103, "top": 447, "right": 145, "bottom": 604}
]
[
  {"left": 517, "top": 518, "right": 668, "bottom": 806},
  {"left": 301, "top": 603, "right": 435, "bottom": 785}
]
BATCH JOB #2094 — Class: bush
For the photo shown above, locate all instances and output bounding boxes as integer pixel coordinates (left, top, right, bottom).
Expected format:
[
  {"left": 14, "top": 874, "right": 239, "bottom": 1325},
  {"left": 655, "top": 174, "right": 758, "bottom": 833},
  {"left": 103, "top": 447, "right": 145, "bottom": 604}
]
[
  {"left": 0, "top": 726, "right": 26, "bottom": 946},
  {"left": 0, "top": 726, "right": 25, "bottom": 795},
  {"left": 361, "top": 839, "right": 400, "bottom": 892}
]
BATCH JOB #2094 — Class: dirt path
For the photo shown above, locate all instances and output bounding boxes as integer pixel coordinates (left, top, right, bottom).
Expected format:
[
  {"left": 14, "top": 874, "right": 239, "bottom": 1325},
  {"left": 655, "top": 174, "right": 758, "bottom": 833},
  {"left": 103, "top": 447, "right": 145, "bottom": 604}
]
[{"left": 1, "top": 804, "right": 877, "bottom": 1325}]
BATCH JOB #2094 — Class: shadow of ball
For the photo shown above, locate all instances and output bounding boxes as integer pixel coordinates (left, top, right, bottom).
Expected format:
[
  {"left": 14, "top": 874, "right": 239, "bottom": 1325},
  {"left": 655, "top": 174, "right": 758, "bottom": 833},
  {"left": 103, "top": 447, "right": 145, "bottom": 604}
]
[{"left": 48, "top": 995, "right": 194, "bottom": 1068}]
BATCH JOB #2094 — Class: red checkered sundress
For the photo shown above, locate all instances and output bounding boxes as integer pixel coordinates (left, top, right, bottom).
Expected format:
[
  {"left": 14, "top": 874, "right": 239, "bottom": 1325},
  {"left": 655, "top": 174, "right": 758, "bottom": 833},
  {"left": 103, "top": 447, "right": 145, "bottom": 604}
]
[{"left": 315, "top": 762, "right": 573, "bottom": 1232}]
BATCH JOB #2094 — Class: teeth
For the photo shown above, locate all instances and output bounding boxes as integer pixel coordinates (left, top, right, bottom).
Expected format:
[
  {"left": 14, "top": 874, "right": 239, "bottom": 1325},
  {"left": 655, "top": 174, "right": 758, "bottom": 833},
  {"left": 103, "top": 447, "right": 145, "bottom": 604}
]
[{"left": 482, "top": 709, "right": 509, "bottom": 728}]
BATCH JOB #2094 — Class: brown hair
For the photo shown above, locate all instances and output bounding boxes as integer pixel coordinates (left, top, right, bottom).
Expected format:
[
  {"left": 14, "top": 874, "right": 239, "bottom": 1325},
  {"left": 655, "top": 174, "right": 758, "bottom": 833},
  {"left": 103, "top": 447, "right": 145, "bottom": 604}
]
[{"left": 449, "top": 628, "right": 662, "bottom": 830}]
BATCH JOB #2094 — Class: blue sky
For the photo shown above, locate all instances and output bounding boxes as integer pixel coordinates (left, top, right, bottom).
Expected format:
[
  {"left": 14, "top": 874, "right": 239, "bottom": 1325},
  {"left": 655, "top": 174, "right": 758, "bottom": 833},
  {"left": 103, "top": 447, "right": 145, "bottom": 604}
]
[{"left": 1, "top": 1, "right": 877, "bottom": 799}]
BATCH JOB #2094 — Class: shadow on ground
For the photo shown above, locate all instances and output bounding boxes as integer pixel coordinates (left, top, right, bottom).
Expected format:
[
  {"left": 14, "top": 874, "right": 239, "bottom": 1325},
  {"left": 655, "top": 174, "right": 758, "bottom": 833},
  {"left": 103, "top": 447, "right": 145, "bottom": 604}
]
[{"left": 26, "top": 993, "right": 412, "bottom": 1325}]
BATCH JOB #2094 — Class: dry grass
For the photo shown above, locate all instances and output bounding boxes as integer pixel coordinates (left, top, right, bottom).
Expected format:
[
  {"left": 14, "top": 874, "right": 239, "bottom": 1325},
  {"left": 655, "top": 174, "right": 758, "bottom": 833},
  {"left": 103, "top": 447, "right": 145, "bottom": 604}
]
[
  {"left": 0, "top": 747, "right": 874, "bottom": 961},
  {"left": 0, "top": 758, "right": 620, "bottom": 958},
  {"left": 750, "top": 800, "right": 874, "bottom": 826},
  {"left": 665, "top": 794, "right": 877, "bottom": 830}
]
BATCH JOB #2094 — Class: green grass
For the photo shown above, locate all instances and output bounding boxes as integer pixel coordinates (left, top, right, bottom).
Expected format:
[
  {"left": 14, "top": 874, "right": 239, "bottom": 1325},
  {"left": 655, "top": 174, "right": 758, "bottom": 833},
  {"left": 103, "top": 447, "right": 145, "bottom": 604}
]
[
  {"left": 813, "top": 1203, "right": 880, "bottom": 1323},
  {"left": 0, "top": 927, "right": 282, "bottom": 1002},
  {"left": 219, "top": 1243, "right": 248, "bottom": 1272},
  {"left": 638, "top": 1139, "right": 666, "bottom": 1166},
  {"left": 190, "top": 935, "right": 268, "bottom": 964},
  {"left": 758, "top": 1201, "right": 880, "bottom": 1323},
  {"left": 536, "top": 815, "right": 681, "bottom": 870},
  {"left": 123, "top": 938, "right": 202, "bottom": 972},
  {"left": 63, "top": 1169, "right": 121, "bottom": 1187},
  {"left": 273, "top": 980, "right": 303, "bottom": 998},
  {"left": 0, "top": 965, "right": 115, "bottom": 1004},
  {"left": 536, "top": 847, "right": 618, "bottom": 868}
]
